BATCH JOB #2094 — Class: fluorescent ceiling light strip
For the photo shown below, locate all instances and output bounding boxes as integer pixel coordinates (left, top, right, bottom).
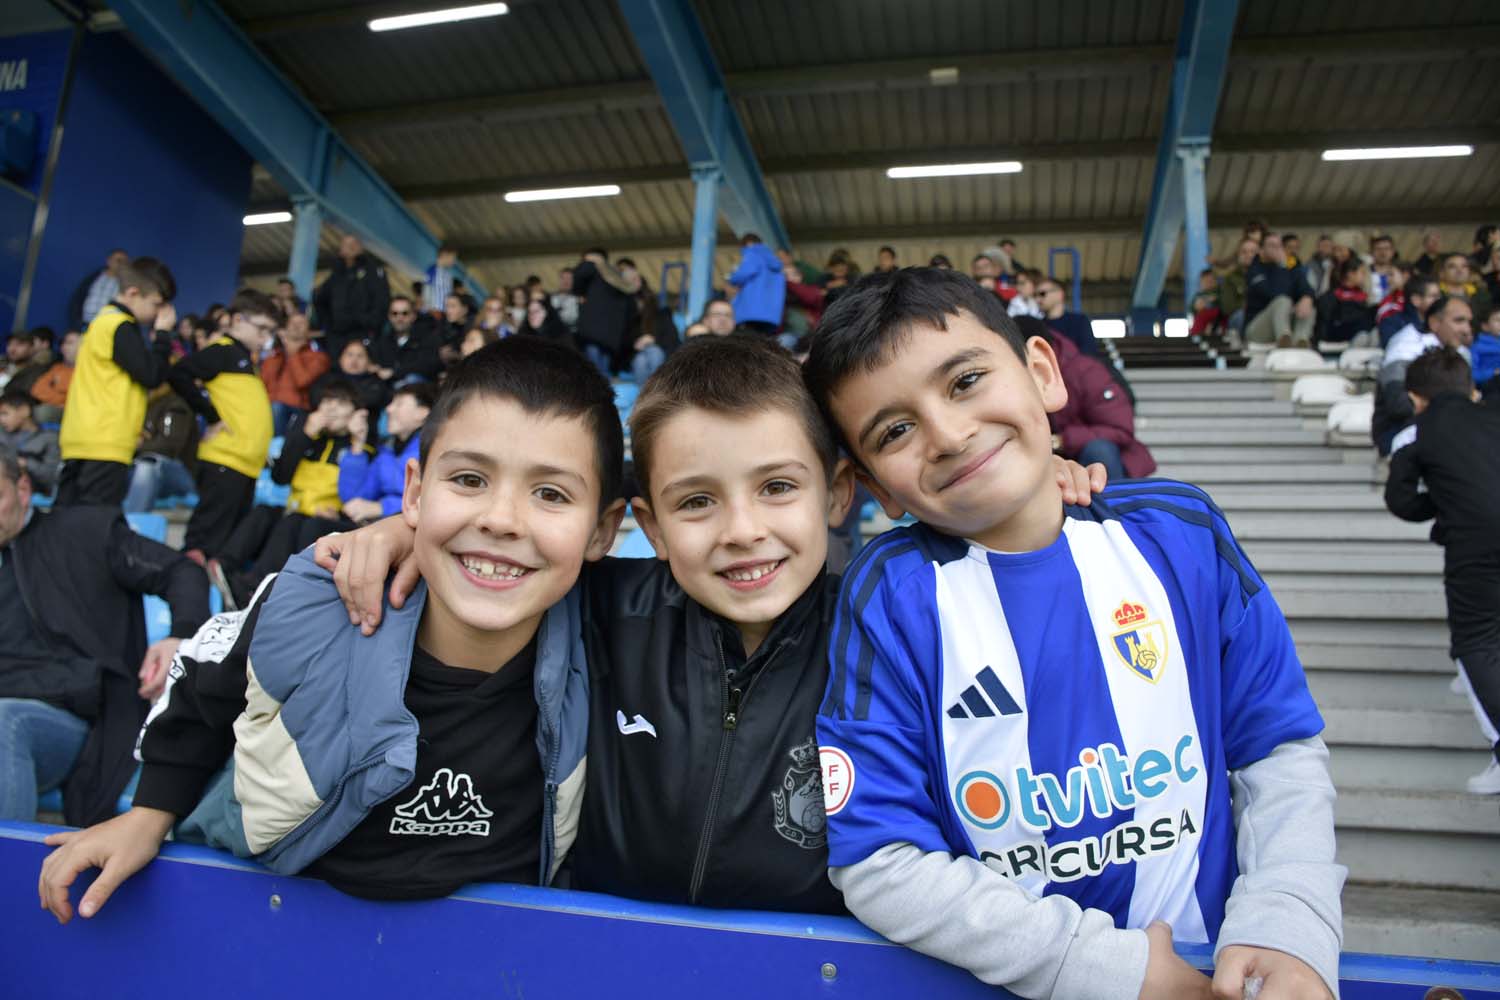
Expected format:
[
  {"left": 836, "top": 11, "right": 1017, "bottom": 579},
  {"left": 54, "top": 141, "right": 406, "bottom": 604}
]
[
  {"left": 887, "top": 161, "right": 1023, "bottom": 179},
  {"left": 369, "top": 3, "right": 508, "bottom": 32},
  {"left": 504, "top": 184, "right": 622, "bottom": 203},
  {"left": 1320, "top": 145, "right": 1472, "bottom": 161},
  {"left": 243, "top": 211, "right": 293, "bottom": 226}
]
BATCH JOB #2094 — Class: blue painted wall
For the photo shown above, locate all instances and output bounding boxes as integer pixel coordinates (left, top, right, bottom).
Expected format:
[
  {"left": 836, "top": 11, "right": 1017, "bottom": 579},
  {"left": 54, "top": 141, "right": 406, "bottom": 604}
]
[{"left": 21, "top": 31, "right": 250, "bottom": 335}]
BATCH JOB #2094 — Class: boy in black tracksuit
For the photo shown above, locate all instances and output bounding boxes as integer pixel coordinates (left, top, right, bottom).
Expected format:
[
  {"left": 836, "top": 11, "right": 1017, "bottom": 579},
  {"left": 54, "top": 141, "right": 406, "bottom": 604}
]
[{"left": 1385, "top": 346, "right": 1500, "bottom": 794}]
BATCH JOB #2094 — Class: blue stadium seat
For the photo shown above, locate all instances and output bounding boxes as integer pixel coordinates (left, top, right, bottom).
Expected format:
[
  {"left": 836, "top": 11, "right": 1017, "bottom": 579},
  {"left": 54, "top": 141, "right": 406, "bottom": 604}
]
[
  {"left": 614, "top": 529, "right": 656, "bottom": 559},
  {"left": 254, "top": 437, "right": 290, "bottom": 508}
]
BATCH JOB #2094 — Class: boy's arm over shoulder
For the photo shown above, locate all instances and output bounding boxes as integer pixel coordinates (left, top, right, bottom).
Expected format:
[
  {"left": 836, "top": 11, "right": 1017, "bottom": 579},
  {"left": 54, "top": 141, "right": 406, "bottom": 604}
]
[
  {"left": 821, "top": 533, "right": 1150, "bottom": 1000},
  {"left": 111, "top": 321, "right": 171, "bottom": 389},
  {"left": 165, "top": 341, "right": 238, "bottom": 422}
]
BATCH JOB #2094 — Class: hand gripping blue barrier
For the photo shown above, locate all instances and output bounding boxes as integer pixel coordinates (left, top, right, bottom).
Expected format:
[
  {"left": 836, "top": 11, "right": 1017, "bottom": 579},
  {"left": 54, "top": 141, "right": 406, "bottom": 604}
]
[{"left": 4, "top": 822, "right": 1497, "bottom": 1000}]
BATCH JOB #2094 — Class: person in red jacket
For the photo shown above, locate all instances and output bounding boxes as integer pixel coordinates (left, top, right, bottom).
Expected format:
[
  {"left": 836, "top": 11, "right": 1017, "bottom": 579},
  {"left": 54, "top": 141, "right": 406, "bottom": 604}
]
[
  {"left": 261, "top": 312, "right": 331, "bottom": 435},
  {"left": 1016, "top": 316, "right": 1156, "bottom": 481}
]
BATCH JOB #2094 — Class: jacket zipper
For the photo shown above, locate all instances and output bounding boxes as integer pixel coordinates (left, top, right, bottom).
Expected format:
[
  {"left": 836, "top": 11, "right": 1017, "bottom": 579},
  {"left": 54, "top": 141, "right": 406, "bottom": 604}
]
[{"left": 687, "top": 631, "right": 778, "bottom": 903}]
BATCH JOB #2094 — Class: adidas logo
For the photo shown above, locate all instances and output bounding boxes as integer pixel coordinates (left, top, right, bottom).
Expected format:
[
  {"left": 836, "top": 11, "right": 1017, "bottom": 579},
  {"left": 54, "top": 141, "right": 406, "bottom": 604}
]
[
  {"left": 389, "top": 767, "right": 493, "bottom": 837},
  {"left": 946, "top": 667, "right": 1023, "bottom": 720}
]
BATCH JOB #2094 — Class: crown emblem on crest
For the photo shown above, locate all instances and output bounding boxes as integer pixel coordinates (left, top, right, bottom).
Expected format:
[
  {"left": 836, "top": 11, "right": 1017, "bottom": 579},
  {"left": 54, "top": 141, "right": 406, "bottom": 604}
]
[
  {"left": 1113, "top": 601, "right": 1148, "bottom": 628},
  {"left": 788, "top": 740, "right": 820, "bottom": 769}
]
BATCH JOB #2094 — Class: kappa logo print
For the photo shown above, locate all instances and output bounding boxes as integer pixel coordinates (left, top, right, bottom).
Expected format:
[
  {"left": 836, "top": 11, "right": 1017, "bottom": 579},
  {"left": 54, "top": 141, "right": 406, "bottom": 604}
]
[
  {"left": 946, "top": 666, "right": 1023, "bottom": 719},
  {"left": 616, "top": 710, "right": 657, "bottom": 738},
  {"left": 389, "top": 768, "right": 493, "bottom": 836},
  {"left": 772, "top": 738, "right": 827, "bottom": 849},
  {"left": 1110, "top": 600, "right": 1168, "bottom": 683}
]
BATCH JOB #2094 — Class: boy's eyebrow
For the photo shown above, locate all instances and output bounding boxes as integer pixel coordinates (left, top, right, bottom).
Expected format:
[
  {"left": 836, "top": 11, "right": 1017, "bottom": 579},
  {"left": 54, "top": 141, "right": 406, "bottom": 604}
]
[
  {"left": 659, "top": 459, "right": 812, "bottom": 495},
  {"left": 855, "top": 347, "right": 993, "bottom": 448},
  {"left": 435, "top": 449, "right": 497, "bottom": 468},
  {"left": 437, "top": 451, "right": 591, "bottom": 487}
]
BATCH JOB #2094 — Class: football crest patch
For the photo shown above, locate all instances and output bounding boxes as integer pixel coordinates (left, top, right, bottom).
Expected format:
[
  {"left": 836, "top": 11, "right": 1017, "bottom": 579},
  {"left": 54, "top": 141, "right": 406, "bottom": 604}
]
[{"left": 1110, "top": 600, "right": 1168, "bottom": 683}]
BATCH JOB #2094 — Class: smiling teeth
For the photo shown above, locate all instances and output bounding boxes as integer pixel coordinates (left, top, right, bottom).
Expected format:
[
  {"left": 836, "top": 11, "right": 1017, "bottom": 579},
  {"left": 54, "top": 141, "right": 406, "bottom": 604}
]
[
  {"left": 722, "top": 561, "right": 781, "bottom": 582},
  {"left": 460, "top": 556, "right": 528, "bottom": 579}
]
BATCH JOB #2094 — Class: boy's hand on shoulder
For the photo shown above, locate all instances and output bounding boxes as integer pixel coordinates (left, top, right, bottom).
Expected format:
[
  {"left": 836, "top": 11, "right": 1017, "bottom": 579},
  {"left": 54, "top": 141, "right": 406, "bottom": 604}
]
[
  {"left": 38, "top": 808, "right": 176, "bottom": 924},
  {"left": 1053, "top": 455, "right": 1109, "bottom": 507},
  {"left": 1141, "top": 922, "right": 1213, "bottom": 1000},
  {"left": 1213, "top": 946, "right": 1332, "bottom": 1000},
  {"left": 311, "top": 515, "right": 420, "bottom": 634},
  {"left": 201, "top": 421, "right": 225, "bottom": 443}
]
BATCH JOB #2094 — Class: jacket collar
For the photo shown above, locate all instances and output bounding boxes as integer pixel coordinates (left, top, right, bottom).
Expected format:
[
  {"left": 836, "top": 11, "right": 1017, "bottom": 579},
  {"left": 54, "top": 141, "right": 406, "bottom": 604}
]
[{"left": 687, "top": 569, "right": 829, "bottom": 672}]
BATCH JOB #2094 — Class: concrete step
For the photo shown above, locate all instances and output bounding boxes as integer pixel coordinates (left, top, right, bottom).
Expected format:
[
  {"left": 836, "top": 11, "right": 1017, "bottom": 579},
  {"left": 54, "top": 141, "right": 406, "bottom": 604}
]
[
  {"left": 1162, "top": 463, "right": 1377, "bottom": 485},
  {"left": 1290, "top": 619, "right": 1448, "bottom": 649},
  {"left": 1205, "top": 488, "right": 1386, "bottom": 512},
  {"left": 1242, "top": 545, "right": 1442, "bottom": 576},
  {"left": 1136, "top": 415, "right": 1308, "bottom": 432},
  {"left": 1338, "top": 826, "right": 1500, "bottom": 892},
  {"left": 1137, "top": 400, "right": 1293, "bottom": 417},
  {"left": 1152, "top": 446, "right": 1369, "bottom": 464},
  {"left": 1329, "top": 743, "right": 1493, "bottom": 792},
  {"left": 1133, "top": 384, "right": 1280, "bottom": 401},
  {"left": 1127, "top": 369, "right": 1288, "bottom": 383},
  {"left": 1325, "top": 706, "right": 1488, "bottom": 750},
  {"left": 1341, "top": 884, "right": 1500, "bottom": 962},
  {"left": 1266, "top": 572, "right": 1442, "bottom": 591},
  {"left": 1226, "top": 513, "right": 1432, "bottom": 543},
  {"left": 1307, "top": 668, "right": 1465, "bottom": 710},
  {"left": 1139, "top": 428, "right": 1329, "bottom": 447},
  {"left": 1337, "top": 785, "right": 1500, "bottom": 837},
  {"left": 1297, "top": 643, "right": 1453, "bottom": 675},
  {"left": 1276, "top": 588, "right": 1446, "bottom": 622}
]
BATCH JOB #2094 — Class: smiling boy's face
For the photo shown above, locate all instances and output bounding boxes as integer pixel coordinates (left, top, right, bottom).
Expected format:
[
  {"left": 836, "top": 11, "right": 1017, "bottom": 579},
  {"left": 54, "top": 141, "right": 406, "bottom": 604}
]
[
  {"left": 404, "top": 394, "right": 619, "bottom": 667},
  {"left": 634, "top": 406, "right": 852, "bottom": 655},
  {"left": 827, "top": 310, "right": 1068, "bottom": 552}
]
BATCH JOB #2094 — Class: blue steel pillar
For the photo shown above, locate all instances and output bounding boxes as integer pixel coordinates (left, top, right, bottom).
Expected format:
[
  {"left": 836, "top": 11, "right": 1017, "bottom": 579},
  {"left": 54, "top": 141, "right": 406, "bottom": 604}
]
[
  {"left": 288, "top": 195, "right": 322, "bottom": 302},
  {"left": 687, "top": 166, "right": 721, "bottom": 324},
  {"left": 1179, "top": 146, "right": 1211, "bottom": 304}
]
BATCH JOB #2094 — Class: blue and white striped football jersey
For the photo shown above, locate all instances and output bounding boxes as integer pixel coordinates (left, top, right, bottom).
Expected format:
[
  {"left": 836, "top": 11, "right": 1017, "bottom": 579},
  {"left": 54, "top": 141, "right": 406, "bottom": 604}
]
[{"left": 817, "top": 481, "right": 1323, "bottom": 942}]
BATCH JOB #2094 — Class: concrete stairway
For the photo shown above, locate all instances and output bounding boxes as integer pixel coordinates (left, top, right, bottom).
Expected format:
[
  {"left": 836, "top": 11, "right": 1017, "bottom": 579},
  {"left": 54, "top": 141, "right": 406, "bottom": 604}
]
[{"left": 1132, "top": 366, "right": 1500, "bottom": 960}]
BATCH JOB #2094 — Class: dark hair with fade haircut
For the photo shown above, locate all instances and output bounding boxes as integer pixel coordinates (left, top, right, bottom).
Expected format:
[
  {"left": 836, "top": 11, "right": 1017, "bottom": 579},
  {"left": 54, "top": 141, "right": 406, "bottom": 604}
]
[
  {"left": 0, "top": 389, "right": 38, "bottom": 412},
  {"left": 1406, "top": 274, "right": 1439, "bottom": 301},
  {"left": 117, "top": 257, "right": 177, "bottom": 302},
  {"left": 315, "top": 376, "right": 360, "bottom": 409},
  {"left": 393, "top": 381, "right": 439, "bottom": 410},
  {"left": 1405, "top": 346, "right": 1473, "bottom": 399},
  {"left": 629, "top": 335, "right": 838, "bottom": 501},
  {"left": 229, "top": 287, "right": 283, "bottom": 326},
  {"left": 419, "top": 336, "right": 623, "bottom": 510},
  {"left": 804, "top": 268, "right": 1027, "bottom": 448}
]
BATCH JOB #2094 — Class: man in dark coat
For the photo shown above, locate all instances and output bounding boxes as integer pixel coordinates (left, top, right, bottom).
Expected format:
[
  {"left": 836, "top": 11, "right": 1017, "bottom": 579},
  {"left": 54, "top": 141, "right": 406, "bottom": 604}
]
[
  {"left": 572, "top": 249, "right": 636, "bottom": 374},
  {"left": 313, "top": 235, "right": 391, "bottom": 359}
]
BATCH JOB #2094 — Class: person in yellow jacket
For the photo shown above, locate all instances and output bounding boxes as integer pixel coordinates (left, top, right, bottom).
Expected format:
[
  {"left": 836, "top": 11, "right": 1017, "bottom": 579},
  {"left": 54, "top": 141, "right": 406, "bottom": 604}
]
[
  {"left": 56, "top": 258, "right": 178, "bottom": 506},
  {"left": 165, "top": 288, "right": 280, "bottom": 562}
]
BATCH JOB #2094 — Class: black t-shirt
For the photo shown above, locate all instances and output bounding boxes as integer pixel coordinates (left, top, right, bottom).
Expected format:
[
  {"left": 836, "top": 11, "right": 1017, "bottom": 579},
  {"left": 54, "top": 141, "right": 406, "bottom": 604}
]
[{"left": 305, "top": 640, "right": 543, "bottom": 900}]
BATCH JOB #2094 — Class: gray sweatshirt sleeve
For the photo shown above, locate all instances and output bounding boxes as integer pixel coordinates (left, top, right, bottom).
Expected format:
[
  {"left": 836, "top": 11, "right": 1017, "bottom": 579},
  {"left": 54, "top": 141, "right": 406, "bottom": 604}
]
[
  {"left": 1215, "top": 736, "right": 1345, "bottom": 998},
  {"left": 830, "top": 844, "right": 1149, "bottom": 1000}
]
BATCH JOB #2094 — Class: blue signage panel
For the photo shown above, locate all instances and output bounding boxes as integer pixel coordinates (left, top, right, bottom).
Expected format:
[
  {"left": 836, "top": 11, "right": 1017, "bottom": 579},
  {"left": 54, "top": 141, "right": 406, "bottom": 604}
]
[{"left": 0, "top": 29, "right": 71, "bottom": 195}]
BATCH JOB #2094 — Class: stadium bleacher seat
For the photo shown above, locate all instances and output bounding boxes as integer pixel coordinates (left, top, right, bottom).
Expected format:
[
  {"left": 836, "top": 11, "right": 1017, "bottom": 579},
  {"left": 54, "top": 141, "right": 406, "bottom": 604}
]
[
  {"left": 1265, "top": 348, "right": 1331, "bottom": 373},
  {"left": 1325, "top": 393, "right": 1375, "bottom": 445},
  {"left": 254, "top": 436, "right": 290, "bottom": 509},
  {"left": 1290, "top": 373, "right": 1356, "bottom": 409},
  {"left": 1337, "top": 347, "right": 1385, "bottom": 376}
]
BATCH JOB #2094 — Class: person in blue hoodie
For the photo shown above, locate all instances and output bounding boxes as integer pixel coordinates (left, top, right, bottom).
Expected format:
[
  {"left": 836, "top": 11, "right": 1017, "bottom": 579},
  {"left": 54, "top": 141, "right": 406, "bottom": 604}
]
[
  {"left": 37, "top": 338, "right": 624, "bottom": 918},
  {"left": 726, "top": 234, "right": 789, "bottom": 347},
  {"left": 339, "top": 382, "right": 437, "bottom": 524}
]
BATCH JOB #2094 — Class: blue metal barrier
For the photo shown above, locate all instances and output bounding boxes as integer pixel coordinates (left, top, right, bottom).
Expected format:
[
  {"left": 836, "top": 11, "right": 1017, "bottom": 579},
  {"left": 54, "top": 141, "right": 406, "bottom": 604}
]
[{"left": 3, "top": 822, "right": 1495, "bottom": 999}]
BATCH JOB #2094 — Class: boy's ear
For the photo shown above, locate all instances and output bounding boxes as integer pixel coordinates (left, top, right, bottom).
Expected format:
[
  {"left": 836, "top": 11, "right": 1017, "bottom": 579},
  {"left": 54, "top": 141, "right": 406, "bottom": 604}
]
[
  {"left": 629, "top": 497, "right": 669, "bottom": 561},
  {"left": 585, "top": 497, "right": 628, "bottom": 561},
  {"left": 1025, "top": 336, "right": 1069, "bottom": 414},
  {"left": 856, "top": 468, "right": 907, "bottom": 521},
  {"left": 824, "top": 457, "right": 858, "bottom": 528},
  {"left": 400, "top": 458, "right": 422, "bottom": 529}
]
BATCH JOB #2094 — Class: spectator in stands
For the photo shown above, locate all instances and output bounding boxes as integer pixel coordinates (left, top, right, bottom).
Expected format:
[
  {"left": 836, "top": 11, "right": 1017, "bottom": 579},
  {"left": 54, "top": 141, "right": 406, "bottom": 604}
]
[
  {"left": 261, "top": 312, "right": 331, "bottom": 436},
  {"left": 313, "top": 235, "right": 389, "bottom": 358},
  {"left": 518, "top": 298, "right": 572, "bottom": 346},
  {"left": 783, "top": 257, "right": 824, "bottom": 338},
  {"left": 1006, "top": 269, "right": 1044, "bottom": 319},
  {"left": 629, "top": 281, "right": 679, "bottom": 383},
  {"left": 1414, "top": 231, "right": 1444, "bottom": 276},
  {"left": 1315, "top": 257, "right": 1375, "bottom": 347},
  {"left": 726, "top": 233, "right": 788, "bottom": 344},
  {"left": 422, "top": 246, "right": 457, "bottom": 316},
  {"left": 167, "top": 289, "right": 280, "bottom": 563},
  {"left": 67, "top": 248, "right": 129, "bottom": 330},
  {"left": 123, "top": 388, "right": 198, "bottom": 514},
  {"left": 1439, "top": 252, "right": 1493, "bottom": 318},
  {"left": 1318, "top": 229, "right": 1368, "bottom": 296},
  {"left": 338, "top": 382, "right": 436, "bottom": 525},
  {"left": 0, "top": 441, "right": 209, "bottom": 825},
  {"left": 1373, "top": 262, "right": 1413, "bottom": 346},
  {"left": 551, "top": 267, "right": 581, "bottom": 333},
  {"left": 573, "top": 248, "right": 636, "bottom": 374},
  {"left": 206, "top": 380, "right": 369, "bottom": 610},
  {"left": 1190, "top": 268, "right": 1223, "bottom": 335},
  {"left": 1245, "top": 232, "right": 1316, "bottom": 348},
  {"left": 1470, "top": 227, "right": 1500, "bottom": 303},
  {"left": 1219, "top": 237, "right": 1259, "bottom": 337},
  {"left": 1380, "top": 273, "right": 1440, "bottom": 348},
  {"left": 29, "top": 330, "right": 79, "bottom": 424},
  {"left": 1474, "top": 309, "right": 1500, "bottom": 390},
  {"left": 683, "top": 320, "right": 711, "bottom": 338},
  {"left": 0, "top": 329, "right": 53, "bottom": 397},
  {"left": 0, "top": 391, "right": 60, "bottom": 495},
  {"left": 56, "top": 257, "right": 177, "bottom": 507},
  {"left": 506, "top": 285, "right": 530, "bottom": 330},
  {"left": 1282, "top": 233, "right": 1302, "bottom": 268},
  {"left": 1373, "top": 295, "right": 1473, "bottom": 454},
  {"left": 1369, "top": 234, "right": 1399, "bottom": 301},
  {"left": 273, "top": 277, "right": 306, "bottom": 318},
  {"left": 477, "top": 296, "right": 510, "bottom": 337},
  {"left": 702, "top": 298, "right": 736, "bottom": 337},
  {"left": 1036, "top": 276, "right": 1100, "bottom": 357},
  {"left": 1384, "top": 347, "right": 1500, "bottom": 794},
  {"left": 998, "top": 238, "right": 1025, "bottom": 273},
  {"left": 434, "top": 291, "right": 473, "bottom": 368},
  {"left": 1302, "top": 234, "right": 1335, "bottom": 294},
  {"left": 874, "top": 246, "right": 897, "bottom": 273},
  {"left": 368, "top": 295, "right": 442, "bottom": 386},
  {"left": 928, "top": 254, "right": 953, "bottom": 269},
  {"left": 461, "top": 327, "right": 500, "bottom": 358},
  {"left": 317, "top": 339, "right": 389, "bottom": 416},
  {"left": 970, "top": 253, "right": 999, "bottom": 285},
  {"left": 1018, "top": 317, "right": 1154, "bottom": 482}
]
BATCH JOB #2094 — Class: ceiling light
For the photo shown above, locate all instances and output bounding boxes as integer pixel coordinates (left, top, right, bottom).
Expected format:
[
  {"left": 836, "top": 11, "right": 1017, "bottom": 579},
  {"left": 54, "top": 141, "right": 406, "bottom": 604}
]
[
  {"left": 1320, "top": 145, "right": 1472, "bottom": 162},
  {"left": 369, "top": 3, "right": 508, "bottom": 32},
  {"left": 504, "top": 184, "right": 621, "bottom": 203},
  {"left": 243, "top": 211, "right": 292, "bottom": 226},
  {"left": 886, "top": 161, "right": 1023, "bottom": 179}
]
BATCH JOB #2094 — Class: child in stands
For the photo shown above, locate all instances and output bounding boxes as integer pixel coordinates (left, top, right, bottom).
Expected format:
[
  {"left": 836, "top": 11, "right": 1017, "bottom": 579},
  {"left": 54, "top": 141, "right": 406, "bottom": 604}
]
[
  {"left": 0, "top": 391, "right": 61, "bottom": 496},
  {"left": 167, "top": 288, "right": 280, "bottom": 562},
  {"left": 800, "top": 268, "right": 1342, "bottom": 1000},
  {"left": 56, "top": 258, "right": 177, "bottom": 506},
  {"left": 339, "top": 382, "right": 437, "bottom": 525},
  {"left": 1384, "top": 347, "right": 1500, "bottom": 794},
  {"left": 37, "top": 338, "right": 619, "bottom": 918},
  {"left": 317, "top": 336, "right": 1106, "bottom": 913}
]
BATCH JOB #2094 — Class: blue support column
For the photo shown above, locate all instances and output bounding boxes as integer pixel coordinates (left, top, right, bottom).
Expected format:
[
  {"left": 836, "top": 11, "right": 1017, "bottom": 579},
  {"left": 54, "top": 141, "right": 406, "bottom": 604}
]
[
  {"left": 687, "top": 166, "right": 721, "bottom": 324},
  {"left": 618, "top": 0, "right": 788, "bottom": 252},
  {"left": 107, "top": 0, "right": 483, "bottom": 298},
  {"left": 288, "top": 195, "right": 322, "bottom": 302},
  {"left": 1128, "top": 0, "right": 1239, "bottom": 333},
  {"left": 1179, "top": 146, "right": 1211, "bottom": 305}
]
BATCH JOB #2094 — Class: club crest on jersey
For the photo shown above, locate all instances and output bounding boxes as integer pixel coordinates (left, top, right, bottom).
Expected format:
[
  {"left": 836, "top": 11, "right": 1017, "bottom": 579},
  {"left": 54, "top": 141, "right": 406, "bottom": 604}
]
[
  {"left": 1111, "top": 600, "right": 1167, "bottom": 683},
  {"left": 772, "top": 738, "right": 827, "bottom": 849}
]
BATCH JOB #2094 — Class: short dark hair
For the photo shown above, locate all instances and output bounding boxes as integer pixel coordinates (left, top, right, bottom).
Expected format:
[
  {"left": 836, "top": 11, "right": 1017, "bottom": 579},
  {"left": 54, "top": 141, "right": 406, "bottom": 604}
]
[
  {"left": 928, "top": 254, "right": 952, "bottom": 268},
  {"left": 1372, "top": 233, "right": 1394, "bottom": 246},
  {"left": 8, "top": 329, "right": 36, "bottom": 344},
  {"left": 315, "top": 376, "right": 360, "bottom": 409},
  {"left": 230, "top": 287, "right": 283, "bottom": 325},
  {"left": 1282, "top": 232, "right": 1299, "bottom": 242},
  {"left": 390, "top": 294, "right": 414, "bottom": 308},
  {"left": 1442, "top": 251, "right": 1469, "bottom": 267},
  {"left": 117, "top": 257, "right": 176, "bottom": 302},
  {"left": 277, "top": 276, "right": 294, "bottom": 286},
  {"left": 584, "top": 247, "right": 608, "bottom": 261},
  {"left": 1405, "top": 346, "right": 1472, "bottom": 399},
  {"left": 629, "top": 336, "right": 837, "bottom": 500},
  {"left": 999, "top": 239, "right": 1016, "bottom": 248},
  {"left": 0, "top": 389, "right": 37, "bottom": 412},
  {"left": 878, "top": 245, "right": 896, "bottom": 256},
  {"left": 740, "top": 233, "right": 762, "bottom": 246},
  {"left": 419, "top": 337, "right": 623, "bottom": 510},
  {"left": 1426, "top": 294, "right": 1469, "bottom": 324},
  {"left": 393, "top": 381, "right": 438, "bottom": 410},
  {"left": 803, "top": 268, "right": 1028, "bottom": 449},
  {"left": 1407, "top": 275, "right": 1439, "bottom": 300}
]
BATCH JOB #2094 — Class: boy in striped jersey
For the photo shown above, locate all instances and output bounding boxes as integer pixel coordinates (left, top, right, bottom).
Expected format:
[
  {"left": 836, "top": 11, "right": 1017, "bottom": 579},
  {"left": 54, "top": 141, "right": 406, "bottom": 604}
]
[{"left": 802, "top": 269, "right": 1342, "bottom": 1000}]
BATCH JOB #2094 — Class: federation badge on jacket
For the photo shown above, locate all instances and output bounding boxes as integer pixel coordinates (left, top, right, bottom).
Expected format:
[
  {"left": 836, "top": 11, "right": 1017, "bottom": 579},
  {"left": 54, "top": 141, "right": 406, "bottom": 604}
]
[
  {"left": 1111, "top": 600, "right": 1168, "bottom": 683},
  {"left": 772, "top": 738, "right": 827, "bottom": 849}
]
